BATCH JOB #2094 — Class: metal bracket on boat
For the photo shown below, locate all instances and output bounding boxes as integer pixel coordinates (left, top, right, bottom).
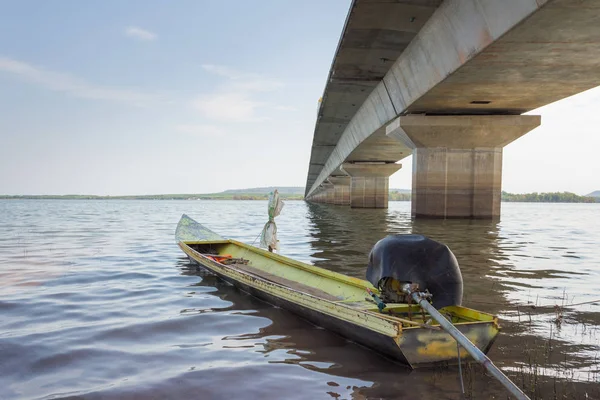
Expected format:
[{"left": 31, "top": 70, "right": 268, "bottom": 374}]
[
  {"left": 366, "top": 287, "right": 386, "bottom": 312},
  {"left": 400, "top": 284, "right": 530, "bottom": 400},
  {"left": 401, "top": 283, "right": 431, "bottom": 301}
]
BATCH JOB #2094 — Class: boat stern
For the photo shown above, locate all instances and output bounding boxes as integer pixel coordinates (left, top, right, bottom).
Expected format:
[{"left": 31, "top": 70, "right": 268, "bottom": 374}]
[{"left": 395, "top": 310, "right": 500, "bottom": 367}]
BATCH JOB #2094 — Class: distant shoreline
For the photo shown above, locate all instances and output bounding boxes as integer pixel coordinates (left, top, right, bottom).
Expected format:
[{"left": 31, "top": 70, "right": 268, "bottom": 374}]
[
  {"left": 0, "top": 194, "right": 305, "bottom": 201},
  {"left": 0, "top": 190, "right": 597, "bottom": 203}
]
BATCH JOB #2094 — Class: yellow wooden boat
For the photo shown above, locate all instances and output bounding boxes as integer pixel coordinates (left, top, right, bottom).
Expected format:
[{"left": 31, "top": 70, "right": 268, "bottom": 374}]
[{"left": 176, "top": 214, "right": 500, "bottom": 368}]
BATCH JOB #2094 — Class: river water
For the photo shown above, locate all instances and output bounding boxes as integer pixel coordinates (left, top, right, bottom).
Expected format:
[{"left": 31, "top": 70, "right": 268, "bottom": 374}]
[{"left": 1, "top": 200, "right": 599, "bottom": 399}]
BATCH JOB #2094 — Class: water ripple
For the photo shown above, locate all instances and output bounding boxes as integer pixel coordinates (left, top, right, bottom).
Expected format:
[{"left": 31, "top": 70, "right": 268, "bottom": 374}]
[{"left": 0, "top": 200, "right": 598, "bottom": 399}]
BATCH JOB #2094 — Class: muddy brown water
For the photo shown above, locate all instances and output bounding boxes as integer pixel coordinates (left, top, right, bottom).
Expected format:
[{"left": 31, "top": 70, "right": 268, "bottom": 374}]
[{"left": 1, "top": 200, "right": 598, "bottom": 399}]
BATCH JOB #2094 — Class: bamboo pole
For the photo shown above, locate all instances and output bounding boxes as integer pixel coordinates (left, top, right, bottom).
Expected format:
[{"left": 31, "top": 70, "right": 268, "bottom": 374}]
[{"left": 402, "top": 285, "right": 530, "bottom": 400}]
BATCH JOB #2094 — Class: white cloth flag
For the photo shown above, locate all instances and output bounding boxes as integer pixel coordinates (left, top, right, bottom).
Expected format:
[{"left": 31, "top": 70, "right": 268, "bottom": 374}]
[{"left": 260, "top": 190, "right": 284, "bottom": 251}]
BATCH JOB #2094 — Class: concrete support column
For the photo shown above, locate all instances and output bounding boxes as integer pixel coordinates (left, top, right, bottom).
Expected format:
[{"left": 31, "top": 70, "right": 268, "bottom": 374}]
[
  {"left": 412, "top": 147, "right": 503, "bottom": 218},
  {"left": 321, "top": 182, "right": 335, "bottom": 204},
  {"left": 316, "top": 188, "right": 326, "bottom": 203},
  {"left": 386, "top": 115, "right": 541, "bottom": 218},
  {"left": 311, "top": 192, "right": 318, "bottom": 203},
  {"left": 341, "top": 163, "right": 402, "bottom": 209},
  {"left": 308, "top": 185, "right": 334, "bottom": 204},
  {"left": 308, "top": 188, "right": 321, "bottom": 203},
  {"left": 327, "top": 176, "right": 351, "bottom": 205}
]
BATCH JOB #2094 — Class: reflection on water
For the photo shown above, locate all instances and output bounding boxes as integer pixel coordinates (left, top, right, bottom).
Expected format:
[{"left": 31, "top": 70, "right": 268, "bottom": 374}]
[
  {"left": 305, "top": 203, "right": 534, "bottom": 317},
  {"left": 0, "top": 200, "right": 598, "bottom": 399},
  {"left": 178, "top": 260, "right": 495, "bottom": 400},
  {"left": 305, "top": 202, "right": 600, "bottom": 397}
]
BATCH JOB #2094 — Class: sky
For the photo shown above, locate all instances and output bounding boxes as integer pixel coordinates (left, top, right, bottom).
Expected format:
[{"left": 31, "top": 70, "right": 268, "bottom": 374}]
[{"left": 0, "top": 1, "right": 598, "bottom": 196}]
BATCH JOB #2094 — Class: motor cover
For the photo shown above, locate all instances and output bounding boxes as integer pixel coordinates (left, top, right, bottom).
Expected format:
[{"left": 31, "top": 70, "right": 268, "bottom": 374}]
[{"left": 366, "top": 235, "right": 463, "bottom": 309}]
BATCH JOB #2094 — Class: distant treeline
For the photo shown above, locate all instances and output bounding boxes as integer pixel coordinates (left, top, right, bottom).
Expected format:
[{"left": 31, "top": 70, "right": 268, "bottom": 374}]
[
  {"left": 0, "top": 193, "right": 305, "bottom": 201},
  {"left": 389, "top": 191, "right": 598, "bottom": 203},
  {"left": 389, "top": 191, "right": 412, "bottom": 201},
  {"left": 229, "top": 194, "right": 303, "bottom": 200},
  {"left": 223, "top": 187, "right": 304, "bottom": 195},
  {"left": 501, "top": 191, "right": 597, "bottom": 203},
  {"left": 2, "top": 191, "right": 596, "bottom": 203}
]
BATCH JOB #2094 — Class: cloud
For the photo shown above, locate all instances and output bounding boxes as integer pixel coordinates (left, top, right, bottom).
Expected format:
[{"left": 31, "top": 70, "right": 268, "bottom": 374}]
[
  {"left": 175, "top": 124, "right": 225, "bottom": 137},
  {"left": 0, "top": 57, "right": 158, "bottom": 106},
  {"left": 192, "top": 92, "right": 268, "bottom": 122},
  {"left": 125, "top": 26, "right": 157, "bottom": 41},
  {"left": 193, "top": 65, "right": 289, "bottom": 122},
  {"left": 200, "top": 64, "right": 283, "bottom": 92},
  {"left": 200, "top": 64, "right": 241, "bottom": 79},
  {"left": 274, "top": 105, "right": 297, "bottom": 111}
]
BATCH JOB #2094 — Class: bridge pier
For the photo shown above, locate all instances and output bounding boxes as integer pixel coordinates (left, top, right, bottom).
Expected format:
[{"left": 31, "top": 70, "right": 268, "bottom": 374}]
[
  {"left": 314, "top": 187, "right": 327, "bottom": 203},
  {"left": 323, "top": 182, "right": 335, "bottom": 204},
  {"left": 341, "top": 163, "right": 402, "bottom": 209},
  {"left": 327, "top": 176, "right": 351, "bottom": 205},
  {"left": 387, "top": 115, "right": 540, "bottom": 218},
  {"left": 310, "top": 183, "right": 334, "bottom": 204}
]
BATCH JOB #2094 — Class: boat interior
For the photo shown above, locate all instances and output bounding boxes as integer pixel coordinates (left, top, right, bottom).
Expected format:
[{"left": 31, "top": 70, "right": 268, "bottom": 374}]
[{"left": 184, "top": 240, "right": 496, "bottom": 328}]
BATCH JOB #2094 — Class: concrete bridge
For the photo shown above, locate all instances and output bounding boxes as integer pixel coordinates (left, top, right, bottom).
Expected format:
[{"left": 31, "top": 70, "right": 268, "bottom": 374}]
[{"left": 304, "top": 0, "right": 600, "bottom": 218}]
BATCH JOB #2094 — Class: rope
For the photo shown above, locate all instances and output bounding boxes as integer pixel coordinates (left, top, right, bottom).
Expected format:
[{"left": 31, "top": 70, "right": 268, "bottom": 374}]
[
  {"left": 240, "top": 230, "right": 263, "bottom": 261},
  {"left": 249, "top": 230, "right": 262, "bottom": 248}
]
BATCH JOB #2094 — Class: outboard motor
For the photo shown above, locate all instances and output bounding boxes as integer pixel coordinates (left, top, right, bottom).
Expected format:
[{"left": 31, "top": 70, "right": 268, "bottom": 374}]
[{"left": 366, "top": 235, "right": 463, "bottom": 310}]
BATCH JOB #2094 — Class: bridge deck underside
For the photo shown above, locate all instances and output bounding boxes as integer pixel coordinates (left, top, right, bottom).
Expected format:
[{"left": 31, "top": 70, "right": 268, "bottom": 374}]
[
  {"left": 306, "top": 0, "right": 442, "bottom": 190},
  {"left": 306, "top": 0, "right": 600, "bottom": 197}
]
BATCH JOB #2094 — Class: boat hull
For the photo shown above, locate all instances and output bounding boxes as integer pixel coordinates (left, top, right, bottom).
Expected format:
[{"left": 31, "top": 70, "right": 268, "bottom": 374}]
[
  {"left": 179, "top": 238, "right": 499, "bottom": 368},
  {"left": 190, "top": 253, "right": 413, "bottom": 365}
]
